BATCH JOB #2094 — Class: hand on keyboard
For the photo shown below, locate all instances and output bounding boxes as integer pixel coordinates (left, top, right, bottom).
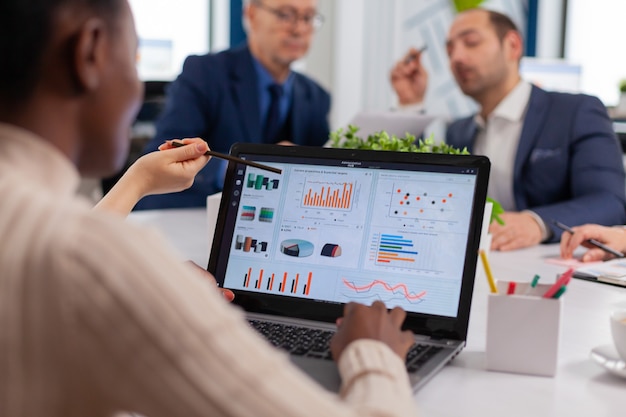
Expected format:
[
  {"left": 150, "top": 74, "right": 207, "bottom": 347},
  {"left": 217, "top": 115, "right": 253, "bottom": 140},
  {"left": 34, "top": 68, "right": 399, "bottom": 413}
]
[{"left": 330, "top": 301, "right": 415, "bottom": 362}]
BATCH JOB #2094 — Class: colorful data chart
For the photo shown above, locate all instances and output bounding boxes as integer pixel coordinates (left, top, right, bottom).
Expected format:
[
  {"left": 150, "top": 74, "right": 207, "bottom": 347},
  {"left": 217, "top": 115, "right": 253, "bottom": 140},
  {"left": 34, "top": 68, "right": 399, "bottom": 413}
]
[
  {"left": 235, "top": 235, "right": 268, "bottom": 253},
  {"left": 240, "top": 205, "right": 255, "bottom": 221},
  {"left": 302, "top": 180, "right": 354, "bottom": 210},
  {"left": 247, "top": 173, "right": 280, "bottom": 190},
  {"left": 390, "top": 185, "right": 458, "bottom": 221},
  {"left": 259, "top": 207, "right": 274, "bottom": 223},
  {"left": 341, "top": 277, "right": 427, "bottom": 304},
  {"left": 242, "top": 267, "right": 313, "bottom": 295},
  {"left": 376, "top": 234, "right": 418, "bottom": 265},
  {"left": 320, "top": 243, "right": 342, "bottom": 257},
  {"left": 280, "top": 239, "right": 314, "bottom": 257}
]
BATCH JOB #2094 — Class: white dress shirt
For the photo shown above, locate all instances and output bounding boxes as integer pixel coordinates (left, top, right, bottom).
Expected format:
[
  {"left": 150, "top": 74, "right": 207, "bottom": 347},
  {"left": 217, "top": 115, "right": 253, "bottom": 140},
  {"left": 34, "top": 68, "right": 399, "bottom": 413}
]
[
  {"left": 472, "top": 80, "right": 532, "bottom": 211},
  {"left": 471, "top": 81, "right": 549, "bottom": 240}
]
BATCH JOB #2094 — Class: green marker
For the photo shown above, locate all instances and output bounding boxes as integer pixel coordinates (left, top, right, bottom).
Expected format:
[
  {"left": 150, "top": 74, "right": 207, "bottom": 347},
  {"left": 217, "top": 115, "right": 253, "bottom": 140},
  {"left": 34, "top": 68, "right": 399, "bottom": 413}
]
[
  {"left": 552, "top": 285, "right": 567, "bottom": 299},
  {"left": 524, "top": 274, "right": 541, "bottom": 295}
]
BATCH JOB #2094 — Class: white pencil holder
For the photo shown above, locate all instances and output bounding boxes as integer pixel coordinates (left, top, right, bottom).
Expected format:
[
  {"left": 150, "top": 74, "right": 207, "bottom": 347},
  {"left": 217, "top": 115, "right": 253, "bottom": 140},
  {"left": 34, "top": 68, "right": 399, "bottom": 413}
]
[{"left": 486, "top": 281, "right": 563, "bottom": 377}]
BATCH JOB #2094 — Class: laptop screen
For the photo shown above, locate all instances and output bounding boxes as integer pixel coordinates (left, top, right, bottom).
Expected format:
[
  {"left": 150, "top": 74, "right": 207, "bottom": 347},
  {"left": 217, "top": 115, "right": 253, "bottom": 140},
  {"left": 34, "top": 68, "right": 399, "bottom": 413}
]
[{"left": 209, "top": 144, "right": 490, "bottom": 340}]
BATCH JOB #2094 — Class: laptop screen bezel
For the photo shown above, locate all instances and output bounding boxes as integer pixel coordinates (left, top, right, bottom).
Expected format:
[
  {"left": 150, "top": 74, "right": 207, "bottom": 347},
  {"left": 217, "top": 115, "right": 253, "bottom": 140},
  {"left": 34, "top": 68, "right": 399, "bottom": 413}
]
[{"left": 208, "top": 143, "right": 490, "bottom": 341}]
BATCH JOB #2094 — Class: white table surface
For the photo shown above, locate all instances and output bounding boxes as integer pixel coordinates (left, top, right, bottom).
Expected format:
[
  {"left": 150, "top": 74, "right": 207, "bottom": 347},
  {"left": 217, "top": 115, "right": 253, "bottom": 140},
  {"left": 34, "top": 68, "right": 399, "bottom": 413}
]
[{"left": 128, "top": 208, "right": 626, "bottom": 417}]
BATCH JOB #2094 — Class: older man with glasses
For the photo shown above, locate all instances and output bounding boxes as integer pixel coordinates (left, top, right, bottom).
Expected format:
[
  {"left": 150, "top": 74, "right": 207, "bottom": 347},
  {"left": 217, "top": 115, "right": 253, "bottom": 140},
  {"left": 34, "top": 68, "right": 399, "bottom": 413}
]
[{"left": 136, "top": 0, "right": 330, "bottom": 209}]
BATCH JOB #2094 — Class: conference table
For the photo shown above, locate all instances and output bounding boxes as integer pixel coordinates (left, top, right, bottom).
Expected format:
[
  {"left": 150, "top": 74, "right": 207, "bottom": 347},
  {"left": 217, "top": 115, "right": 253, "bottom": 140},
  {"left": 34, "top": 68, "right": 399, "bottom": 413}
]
[{"left": 128, "top": 208, "right": 626, "bottom": 417}]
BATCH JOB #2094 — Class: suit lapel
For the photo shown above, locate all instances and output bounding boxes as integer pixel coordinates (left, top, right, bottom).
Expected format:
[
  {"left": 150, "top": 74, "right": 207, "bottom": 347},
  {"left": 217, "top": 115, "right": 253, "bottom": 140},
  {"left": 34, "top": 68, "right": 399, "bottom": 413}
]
[
  {"left": 514, "top": 86, "right": 549, "bottom": 180},
  {"left": 512, "top": 86, "right": 549, "bottom": 208},
  {"left": 449, "top": 117, "right": 479, "bottom": 153},
  {"left": 229, "top": 46, "right": 262, "bottom": 141},
  {"left": 464, "top": 118, "right": 480, "bottom": 153}
]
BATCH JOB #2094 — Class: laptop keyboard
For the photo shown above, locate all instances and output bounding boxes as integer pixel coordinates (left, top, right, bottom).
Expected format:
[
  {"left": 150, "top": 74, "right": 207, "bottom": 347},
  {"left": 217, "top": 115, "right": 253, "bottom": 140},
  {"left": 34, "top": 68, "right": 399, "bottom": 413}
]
[{"left": 248, "top": 319, "right": 443, "bottom": 372}]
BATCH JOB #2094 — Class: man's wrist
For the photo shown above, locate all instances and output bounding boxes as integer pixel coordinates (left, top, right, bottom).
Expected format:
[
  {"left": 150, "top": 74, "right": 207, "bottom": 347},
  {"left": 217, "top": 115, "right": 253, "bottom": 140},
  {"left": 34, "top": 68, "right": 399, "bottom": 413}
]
[{"left": 523, "top": 210, "right": 552, "bottom": 242}]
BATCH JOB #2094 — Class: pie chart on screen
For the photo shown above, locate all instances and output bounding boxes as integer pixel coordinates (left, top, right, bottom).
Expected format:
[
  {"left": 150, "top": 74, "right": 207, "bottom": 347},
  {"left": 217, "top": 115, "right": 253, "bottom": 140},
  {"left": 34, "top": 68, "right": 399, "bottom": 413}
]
[
  {"left": 280, "top": 239, "right": 314, "bottom": 257},
  {"left": 321, "top": 243, "right": 342, "bottom": 257}
]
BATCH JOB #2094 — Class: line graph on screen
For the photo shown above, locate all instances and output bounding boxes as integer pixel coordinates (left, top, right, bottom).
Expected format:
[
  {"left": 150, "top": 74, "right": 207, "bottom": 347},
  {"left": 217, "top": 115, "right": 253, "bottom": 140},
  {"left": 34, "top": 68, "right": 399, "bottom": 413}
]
[{"left": 340, "top": 277, "right": 427, "bottom": 305}]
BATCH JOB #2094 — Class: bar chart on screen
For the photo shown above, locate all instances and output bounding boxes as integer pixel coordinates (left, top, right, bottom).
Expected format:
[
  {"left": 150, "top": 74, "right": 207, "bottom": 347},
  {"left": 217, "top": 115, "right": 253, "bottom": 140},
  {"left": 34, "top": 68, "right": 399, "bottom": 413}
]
[
  {"left": 374, "top": 233, "right": 419, "bottom": 266},
  {"left": 367, "top": 231, "right": 457, "bottom": 274},
  {"left": 246, "top": 173, "right": 280, "bottom": 191},
  {"left": 283, "top": 167, "right": 372, "bottom": 224},
  {"left": 301, "top": 180, "right": 355, "bottom": 210},
  {"left": 239, "top": 266, "right": 315, "bottom": 296}
]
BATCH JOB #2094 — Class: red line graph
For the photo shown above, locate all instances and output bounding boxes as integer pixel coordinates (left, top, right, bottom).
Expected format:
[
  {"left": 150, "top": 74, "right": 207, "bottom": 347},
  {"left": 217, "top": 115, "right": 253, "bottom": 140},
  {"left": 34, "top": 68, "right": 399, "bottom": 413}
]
[{"left": 341, "top": 278, "right": 426, "bottom": 301}]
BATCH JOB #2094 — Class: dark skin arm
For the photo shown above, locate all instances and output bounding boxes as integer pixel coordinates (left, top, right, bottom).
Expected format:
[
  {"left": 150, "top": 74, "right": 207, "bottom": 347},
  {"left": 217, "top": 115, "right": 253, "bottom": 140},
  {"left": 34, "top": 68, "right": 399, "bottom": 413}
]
[
  {"left": 331, "top": 301, "right": 414, "bottom": 361},
  {"left": 186, "top": 261, "right": 235, "bottom": 302}
]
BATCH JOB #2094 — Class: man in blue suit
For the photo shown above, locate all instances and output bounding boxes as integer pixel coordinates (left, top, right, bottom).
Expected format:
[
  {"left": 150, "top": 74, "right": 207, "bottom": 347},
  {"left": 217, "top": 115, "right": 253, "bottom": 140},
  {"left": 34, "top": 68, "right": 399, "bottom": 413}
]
[
  {"left": 391, "top": 8, "right": 626, "bottom": 250},
  {"left": 135, "top": 0, "right": 330, "bottom": 209}
]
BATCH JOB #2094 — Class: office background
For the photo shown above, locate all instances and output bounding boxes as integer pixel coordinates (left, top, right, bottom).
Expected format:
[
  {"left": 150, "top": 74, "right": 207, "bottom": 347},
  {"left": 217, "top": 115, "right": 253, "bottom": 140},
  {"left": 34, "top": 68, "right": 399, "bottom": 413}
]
[
  {"left": 133, "top": 0, "right": 626, "bottom": 132},
  {"left": 131, "top": 0, "right": 528, "bottom": 129}
]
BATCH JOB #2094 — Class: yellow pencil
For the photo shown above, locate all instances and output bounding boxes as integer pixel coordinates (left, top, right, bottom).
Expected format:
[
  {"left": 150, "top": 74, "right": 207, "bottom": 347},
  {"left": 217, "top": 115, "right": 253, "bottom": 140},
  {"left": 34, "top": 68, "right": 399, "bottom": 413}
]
[{"left": 479, "top": 249, "right": 498, "bottom": 294}]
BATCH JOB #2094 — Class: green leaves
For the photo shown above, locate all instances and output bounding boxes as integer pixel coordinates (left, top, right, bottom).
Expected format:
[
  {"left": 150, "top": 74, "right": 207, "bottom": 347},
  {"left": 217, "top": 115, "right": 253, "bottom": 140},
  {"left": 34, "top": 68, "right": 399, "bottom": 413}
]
[
  {"left": 452, "top": 0, "right": 486, "bottom": 12},
  {"left": 487, "top": 197, "right": 505, "bottom": 226},
  {"left": 329, "top": 125, "right": 469, "bottom": 155}
]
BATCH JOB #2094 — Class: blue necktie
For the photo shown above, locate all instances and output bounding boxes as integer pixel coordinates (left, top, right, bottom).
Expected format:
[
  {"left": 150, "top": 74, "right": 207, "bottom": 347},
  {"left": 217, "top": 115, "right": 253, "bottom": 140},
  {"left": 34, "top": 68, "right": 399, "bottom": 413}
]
[{"left": 263, "top": 83, "right": 284, "bottom": 143}]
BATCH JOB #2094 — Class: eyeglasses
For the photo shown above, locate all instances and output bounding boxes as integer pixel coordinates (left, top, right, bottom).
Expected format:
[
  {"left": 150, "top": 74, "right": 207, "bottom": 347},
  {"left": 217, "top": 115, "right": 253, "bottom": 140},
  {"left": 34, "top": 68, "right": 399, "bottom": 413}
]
[{"left": 253, "top": 1, "right": 324, "bottom": 30}]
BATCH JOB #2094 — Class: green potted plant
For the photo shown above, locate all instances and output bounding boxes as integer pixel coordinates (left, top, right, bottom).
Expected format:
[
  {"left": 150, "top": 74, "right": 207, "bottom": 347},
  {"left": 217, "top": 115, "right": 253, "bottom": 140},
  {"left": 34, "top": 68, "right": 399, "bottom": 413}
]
[{"left": 328, "top": 125, "right": 504, "bottom": 226}]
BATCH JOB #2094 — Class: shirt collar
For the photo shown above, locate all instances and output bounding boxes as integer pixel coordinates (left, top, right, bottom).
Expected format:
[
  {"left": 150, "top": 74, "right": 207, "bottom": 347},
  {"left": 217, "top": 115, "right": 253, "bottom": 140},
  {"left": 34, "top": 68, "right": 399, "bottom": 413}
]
[
  {"left": 251, "top": 56, "right": 294, "bottom": 95},
  {"left": 475, "top": 80, "right": 532, "bottom": 127}
]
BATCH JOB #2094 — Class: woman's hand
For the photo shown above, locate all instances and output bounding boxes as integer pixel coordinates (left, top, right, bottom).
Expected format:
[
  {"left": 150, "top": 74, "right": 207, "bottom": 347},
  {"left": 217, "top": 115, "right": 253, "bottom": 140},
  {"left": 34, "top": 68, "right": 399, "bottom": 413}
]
[
  {"left": 330, "top": 301, "right": 414, "bottom": 362},
  {"left": 185, "top": 261, "right": 235, "bottom": 302},
  {"left": 94, "top": 138, "right": 210, "bottom": 216},
  {"left": 138, "top": 138, "right": 211, "bottom": 196}
]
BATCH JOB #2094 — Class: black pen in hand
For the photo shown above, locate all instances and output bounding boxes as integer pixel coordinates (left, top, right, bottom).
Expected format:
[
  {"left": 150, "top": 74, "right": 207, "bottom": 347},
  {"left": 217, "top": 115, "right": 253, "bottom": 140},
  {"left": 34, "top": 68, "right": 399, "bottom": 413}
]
[
  {"left": 168, "top": 140, "right": 282, "bottom": 174},
  {"left": 552, "top": 220, "right": 625, "bottom": 258},
  {"left": 404, "top": 45, "right": 428, "bottom": 64}
]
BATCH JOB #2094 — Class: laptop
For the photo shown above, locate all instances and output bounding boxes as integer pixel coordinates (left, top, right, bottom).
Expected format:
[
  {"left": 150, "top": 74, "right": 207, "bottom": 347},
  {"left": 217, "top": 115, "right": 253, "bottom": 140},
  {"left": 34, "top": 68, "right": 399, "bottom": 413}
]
[{"left": 208, "top": 143, "right": 490, "bottom": 392}]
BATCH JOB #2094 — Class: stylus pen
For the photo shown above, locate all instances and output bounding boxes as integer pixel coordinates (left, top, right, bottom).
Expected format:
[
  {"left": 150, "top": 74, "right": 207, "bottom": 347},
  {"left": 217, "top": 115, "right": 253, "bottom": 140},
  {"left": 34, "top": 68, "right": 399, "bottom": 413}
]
[
  {"left": 169, "top": 141, "right": 282, "bottom": 174},
  {"left": 552, "top": 220, "right": 625, "bottom": 258},
  {"left": 404, "top": 45, "right": 428, "bottom": 64}
]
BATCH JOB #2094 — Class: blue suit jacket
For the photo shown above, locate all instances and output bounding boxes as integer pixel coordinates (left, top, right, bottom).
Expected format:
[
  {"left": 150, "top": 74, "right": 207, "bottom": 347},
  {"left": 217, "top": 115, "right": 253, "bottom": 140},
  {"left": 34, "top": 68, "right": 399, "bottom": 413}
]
[
  {"left": 447, "top": 85, "right": 626, "bottom": 242},
  {"left": 135, "top": 45, "right": 331, "bottom": 209}
]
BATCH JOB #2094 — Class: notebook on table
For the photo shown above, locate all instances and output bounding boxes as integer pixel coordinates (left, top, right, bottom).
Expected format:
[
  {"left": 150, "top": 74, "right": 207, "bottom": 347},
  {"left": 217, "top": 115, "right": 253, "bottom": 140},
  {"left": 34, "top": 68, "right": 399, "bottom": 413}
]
[
  {"left": 572, "top": 258, "right": 626, "bottom": 287},
  {"left": 208, "top": 143, "right": 490, "bottom": 392}
]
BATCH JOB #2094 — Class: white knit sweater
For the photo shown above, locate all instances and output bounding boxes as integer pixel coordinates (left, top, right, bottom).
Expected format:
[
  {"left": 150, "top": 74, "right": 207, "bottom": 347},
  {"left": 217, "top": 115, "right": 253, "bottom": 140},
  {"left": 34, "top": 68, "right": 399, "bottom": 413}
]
[{"left": 0, "top": 123, "right": 418, "bottom": 417}]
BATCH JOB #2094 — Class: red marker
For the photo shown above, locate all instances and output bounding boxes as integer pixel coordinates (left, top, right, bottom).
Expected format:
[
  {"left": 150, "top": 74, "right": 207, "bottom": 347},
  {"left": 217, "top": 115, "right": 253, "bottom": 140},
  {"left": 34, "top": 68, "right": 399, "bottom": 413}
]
[
  {"left": 507, "top": 281, "right": 517, "bottom": 295},
  {"left": 543, "top": 268, "right": 574, "bottom": 298}
]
